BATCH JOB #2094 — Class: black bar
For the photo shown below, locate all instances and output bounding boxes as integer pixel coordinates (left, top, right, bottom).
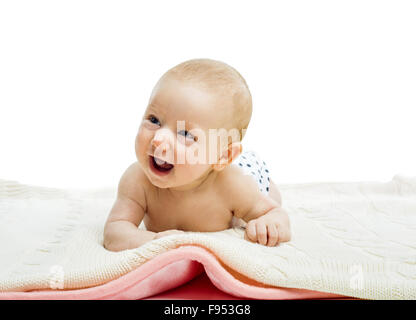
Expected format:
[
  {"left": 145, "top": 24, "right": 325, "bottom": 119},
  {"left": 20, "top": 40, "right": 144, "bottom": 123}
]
[{"left": 0, "top": 299, "right": 411, "bottom": 318}]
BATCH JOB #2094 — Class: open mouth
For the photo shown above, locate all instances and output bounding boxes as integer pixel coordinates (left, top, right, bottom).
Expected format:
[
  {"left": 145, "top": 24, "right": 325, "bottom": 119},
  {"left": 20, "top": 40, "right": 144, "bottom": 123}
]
[{"left": 149, "top": 155, "right": 174, "bottom": 175}]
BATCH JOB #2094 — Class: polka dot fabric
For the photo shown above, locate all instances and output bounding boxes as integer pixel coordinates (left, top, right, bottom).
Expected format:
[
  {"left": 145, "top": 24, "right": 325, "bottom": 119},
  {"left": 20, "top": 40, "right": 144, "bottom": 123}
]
[{"left": 233, "top": 150, "right": 271, "bottom": 196}]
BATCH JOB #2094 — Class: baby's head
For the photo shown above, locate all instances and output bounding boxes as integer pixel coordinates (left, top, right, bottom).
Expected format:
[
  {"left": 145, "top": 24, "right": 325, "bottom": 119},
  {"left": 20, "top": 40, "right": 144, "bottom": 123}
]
[{"left": 136, "top": 58, "right": 252, "bottom": 189}]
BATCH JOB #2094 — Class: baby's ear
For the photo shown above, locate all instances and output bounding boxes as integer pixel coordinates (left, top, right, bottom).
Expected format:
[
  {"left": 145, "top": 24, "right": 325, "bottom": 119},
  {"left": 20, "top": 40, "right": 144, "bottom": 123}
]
[
  {"left": 229, "top": 142, "right": 242, "bottom": 163},
  {"left": 212, "top": 142, "right": 242, "bottom": 171}
]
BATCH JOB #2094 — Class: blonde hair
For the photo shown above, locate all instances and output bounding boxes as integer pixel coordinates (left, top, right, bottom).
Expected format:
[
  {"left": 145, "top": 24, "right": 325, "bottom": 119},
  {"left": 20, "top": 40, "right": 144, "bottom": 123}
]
[{"left": 156, "top": 58, "right": 252, "bottom": 140}]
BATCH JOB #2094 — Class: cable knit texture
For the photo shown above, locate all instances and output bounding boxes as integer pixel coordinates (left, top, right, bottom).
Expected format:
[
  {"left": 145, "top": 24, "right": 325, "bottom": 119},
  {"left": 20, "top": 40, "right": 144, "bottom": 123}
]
[{"left": 0, "top": 175, "right": 415, "bottom": 299}]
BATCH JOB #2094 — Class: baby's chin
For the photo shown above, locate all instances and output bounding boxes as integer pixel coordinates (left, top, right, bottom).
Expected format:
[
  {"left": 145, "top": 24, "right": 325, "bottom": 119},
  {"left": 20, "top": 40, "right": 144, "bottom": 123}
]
[
  {"left": 146, "top": 175, "right": 189, "bottom": 190},
  {"left": 143, "top": 170, "right": 173, "bottom": 188},
  {"left": 141, "top": 155, "right": 183, "bottom": 188},
  {"left": 140, "top": 156, "right": 174, "bottom": 187}
]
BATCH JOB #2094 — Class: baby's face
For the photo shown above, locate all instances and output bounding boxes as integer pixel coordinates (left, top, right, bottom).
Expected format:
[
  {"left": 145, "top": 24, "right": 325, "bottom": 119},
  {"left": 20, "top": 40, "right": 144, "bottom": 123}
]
[{"left": 135, "top": 77, "right": 234, "bottom": 189}]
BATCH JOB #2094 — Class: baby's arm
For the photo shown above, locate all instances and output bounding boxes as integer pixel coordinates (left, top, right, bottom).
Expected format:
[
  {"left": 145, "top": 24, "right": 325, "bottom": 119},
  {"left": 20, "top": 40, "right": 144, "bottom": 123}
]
[
  {"left": 226, "top": 168, "right": 291, "bottom": 246},
  {"left": 103, "top": 163, "right": 156, "bottom": 252}
]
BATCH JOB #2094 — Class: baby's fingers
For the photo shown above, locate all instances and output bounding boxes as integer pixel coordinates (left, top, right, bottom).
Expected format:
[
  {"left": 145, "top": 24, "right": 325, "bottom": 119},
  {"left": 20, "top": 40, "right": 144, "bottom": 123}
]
[
  {"left": 256, "top": 222, "right": 267, "bottom": 245},
  {"left": 277, "top": 225, "right": 291, "bottom": 243},
  {"left": 266, "top": 224, "right": 279, "bottom": 246},
  {"left": 245, "top": 220, "right": 257, "bottom": 243}
]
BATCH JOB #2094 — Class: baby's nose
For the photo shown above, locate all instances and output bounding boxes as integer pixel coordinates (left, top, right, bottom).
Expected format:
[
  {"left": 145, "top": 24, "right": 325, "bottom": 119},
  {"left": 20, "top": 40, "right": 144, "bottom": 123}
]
[
  {"left": 152, "top": 129, "right": 173, "bottom": 151},
  {"left": 152, "top": 140, "right": 170, "bottom": 152}
]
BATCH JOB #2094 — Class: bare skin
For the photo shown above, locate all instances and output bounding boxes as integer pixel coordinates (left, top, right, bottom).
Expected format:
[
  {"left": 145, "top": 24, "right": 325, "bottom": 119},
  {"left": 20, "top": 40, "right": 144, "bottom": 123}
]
[{"left": 103, "top": 77, "right": 291, "bottom": 252}]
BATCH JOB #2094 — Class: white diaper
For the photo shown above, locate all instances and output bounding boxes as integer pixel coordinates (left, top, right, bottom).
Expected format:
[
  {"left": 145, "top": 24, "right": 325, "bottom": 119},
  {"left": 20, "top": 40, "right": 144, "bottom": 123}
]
[{"left": 233, "top": 150, "right": 271, "bottom": 196}]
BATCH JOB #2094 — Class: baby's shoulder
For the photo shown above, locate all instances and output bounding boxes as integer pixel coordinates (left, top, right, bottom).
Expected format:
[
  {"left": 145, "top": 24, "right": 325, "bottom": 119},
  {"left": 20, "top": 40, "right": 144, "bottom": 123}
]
[
  {"left": 216, "top": 161, "right": 267, "bottom": 219},
  {"left": 217, "top": 162, "right": 260, "bottom": 198}
]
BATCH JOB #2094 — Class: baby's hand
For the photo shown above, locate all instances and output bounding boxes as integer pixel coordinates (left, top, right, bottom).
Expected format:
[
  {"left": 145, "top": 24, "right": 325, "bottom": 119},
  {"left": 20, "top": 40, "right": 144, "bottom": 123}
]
[
  {"left": 154, "top": 229, "right": 185, "bottom": 239},
  {"left": 244, "top": 209, "right": 291, "bottom": 246}
]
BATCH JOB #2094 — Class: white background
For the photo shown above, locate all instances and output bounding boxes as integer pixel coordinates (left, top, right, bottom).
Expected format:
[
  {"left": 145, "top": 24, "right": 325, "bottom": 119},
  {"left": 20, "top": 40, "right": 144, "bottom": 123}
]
[{"left": 0, "top": 1, "right": 415, "bottom": 189}]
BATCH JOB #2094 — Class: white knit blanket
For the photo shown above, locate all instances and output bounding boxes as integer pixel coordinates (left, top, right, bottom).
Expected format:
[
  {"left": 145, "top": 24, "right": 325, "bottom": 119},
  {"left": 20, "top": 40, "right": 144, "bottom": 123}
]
[{"left": 0, "top": 176, "right": 415, "bottom": 299}]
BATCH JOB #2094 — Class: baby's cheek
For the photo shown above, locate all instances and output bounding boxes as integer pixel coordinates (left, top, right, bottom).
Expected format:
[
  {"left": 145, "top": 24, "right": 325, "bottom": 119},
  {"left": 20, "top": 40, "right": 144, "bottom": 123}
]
[
  {"left": 174, "top": 144, "right": 187, "bottom": 165},
  {"left": 135, "top": 129, "right": 150, "bottom": 157}
]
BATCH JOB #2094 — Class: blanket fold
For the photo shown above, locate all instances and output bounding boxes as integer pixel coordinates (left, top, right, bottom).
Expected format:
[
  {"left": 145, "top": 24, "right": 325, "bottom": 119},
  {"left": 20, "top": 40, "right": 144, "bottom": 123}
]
[{"left": 0, "top": 175, "right": 415, "bottom": 300}]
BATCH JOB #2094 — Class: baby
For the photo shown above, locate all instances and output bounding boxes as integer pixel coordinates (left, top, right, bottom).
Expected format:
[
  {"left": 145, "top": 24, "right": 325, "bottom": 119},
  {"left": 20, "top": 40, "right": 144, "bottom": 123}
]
[{"left": 104, "top": 58, "right": 291, "bottom": 252}]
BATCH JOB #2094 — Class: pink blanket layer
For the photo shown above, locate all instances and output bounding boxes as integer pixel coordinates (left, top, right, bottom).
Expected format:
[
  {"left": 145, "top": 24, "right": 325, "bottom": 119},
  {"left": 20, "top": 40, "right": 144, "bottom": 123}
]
[{"left": 0, "top": 246, "right": 345, "bottom": 300}]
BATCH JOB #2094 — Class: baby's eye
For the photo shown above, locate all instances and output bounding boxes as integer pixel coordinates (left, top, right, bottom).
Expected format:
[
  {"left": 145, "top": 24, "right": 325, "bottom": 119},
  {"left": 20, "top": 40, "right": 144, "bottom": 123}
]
[
  {"left": 178, "top": 130, "right": 196, "bottom": 142},
  {"left": 148, "top": 115, "right": 160, "bottom": 126}
]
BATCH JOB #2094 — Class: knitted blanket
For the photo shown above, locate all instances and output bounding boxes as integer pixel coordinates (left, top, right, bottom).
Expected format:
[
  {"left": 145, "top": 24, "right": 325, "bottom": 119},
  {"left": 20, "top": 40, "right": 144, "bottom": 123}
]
[{"left": 0, "top": 176, "right": 415, "bottom": 300}]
